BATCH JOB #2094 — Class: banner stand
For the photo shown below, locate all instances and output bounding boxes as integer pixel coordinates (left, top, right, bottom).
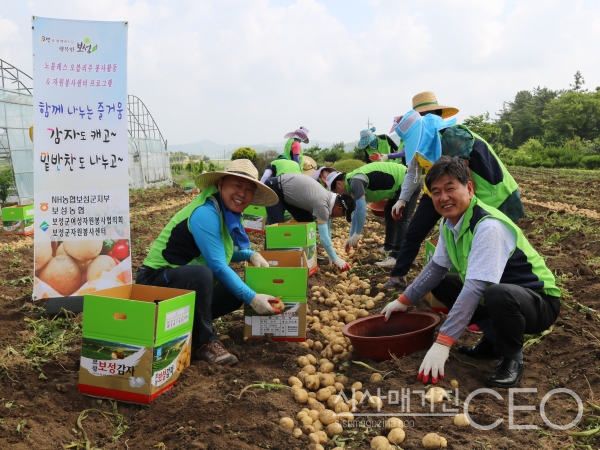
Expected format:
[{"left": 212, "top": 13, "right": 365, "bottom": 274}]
[{"left": 45, "top": 296, "right": 84, "bottom": 316}]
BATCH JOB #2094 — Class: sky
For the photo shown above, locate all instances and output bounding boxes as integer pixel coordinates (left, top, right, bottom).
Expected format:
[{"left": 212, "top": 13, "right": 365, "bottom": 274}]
[{"left": 1, "top": 0, "right": 600, "bottom": 147}]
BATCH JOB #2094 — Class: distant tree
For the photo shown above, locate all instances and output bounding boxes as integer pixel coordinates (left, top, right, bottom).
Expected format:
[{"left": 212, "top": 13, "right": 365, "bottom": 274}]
[
  {"left": 352, "top": 145, "right": 364, "bottom": 161},
  {"left": 570, "top": 70, "right": 586, "bottom": 92},
  {"left": 544, "top": 90, "right": 600, "bottom": 144},
  {"left": 231, "top": 147, "right": 258, "bottom": 163},
  {"left": 202, "top": 155, "right": 210, "bottom": 163},
  {"left": 497, "top": 87, "right": 559, "bottom": 148},
  {"left": 462, "top": 112, "right": 500, "bottom": 144},
  {"left": 208, "top": 162, "right": 217, "bottom": 172},
  {"left": 304, "top": 143, "right": 324, "bottom": 160},
  {"left": 0, "top": 167, "right": 15, "bottom": 204},
  {"left": 255, "top": 149, "right": 279, "bottom": 175}
]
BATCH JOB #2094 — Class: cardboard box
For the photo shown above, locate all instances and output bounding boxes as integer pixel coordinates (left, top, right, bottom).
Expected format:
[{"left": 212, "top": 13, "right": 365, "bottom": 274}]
[
  {"left": 243, "top": 205, "right": 268, "bottom": 235},
  {"left": 183, "top": 182, "right": 199, "bottom": 195},
  {"left": 424, "top": 239, "right": 457, "bottom": 313},
  {"left": 2, "top": 204, "right": 34, "bottom": 236},
  {"left": 78, "top": 284, "right": 195, "bottom": 405},
  {"left": 265, "top": 222, "right": 318, "bottom": 276},
  {"left": 244, "top": 250, "right": 308, "bottom": 341}
]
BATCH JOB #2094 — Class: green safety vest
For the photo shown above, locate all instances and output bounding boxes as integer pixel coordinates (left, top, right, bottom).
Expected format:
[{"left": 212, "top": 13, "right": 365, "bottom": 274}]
[
  {"left": 269, "top": 155, "right": 302, "bottom": 176},
  {"left": 440, "top": 125, "right": 525, "bottom": 221},
  {"left": 345, "top": 162, "right": 407, "bottom": 202},
  {"left": 364, "top": 136, "right": 403, "bottom": 165},
  {"left": 143, "top": 185, "right": 234, "bottom": 269},
  {"left": 283, "top": 138, "right": 303, "bottom": 170},
  {"left": 442, "top": 197, "right": 560, "bottom": 299}
]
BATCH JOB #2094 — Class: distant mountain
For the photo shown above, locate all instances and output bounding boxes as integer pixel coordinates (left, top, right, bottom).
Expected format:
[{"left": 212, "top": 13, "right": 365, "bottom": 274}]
[{"left": 168, "top": 136, "right": 398, "bottom": 160}]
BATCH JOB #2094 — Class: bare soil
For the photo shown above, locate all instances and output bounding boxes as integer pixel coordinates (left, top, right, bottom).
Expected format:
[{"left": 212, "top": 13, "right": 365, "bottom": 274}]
[{"left": 0, "top": 167, "right": 599, "bottom": 449}]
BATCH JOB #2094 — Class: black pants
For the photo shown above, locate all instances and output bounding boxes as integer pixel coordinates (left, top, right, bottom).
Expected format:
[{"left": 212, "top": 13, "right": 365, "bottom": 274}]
[
  {"left": 390, "top": 194, "right": 441, "bottom": 277},
  {"left": 384, "top": 183, "right": 421, "bottom": 258},
  {"left": 264, "top": 177, "right": 314, "bottom": 224},
  {"left": 432, "top": 274, "right": 561, "bottom": 359},
  {"left": 135, "top": 265, "right": 243, "bottom": 348}
]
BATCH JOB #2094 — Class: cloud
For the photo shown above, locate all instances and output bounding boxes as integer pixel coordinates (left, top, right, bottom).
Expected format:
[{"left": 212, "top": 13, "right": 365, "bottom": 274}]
[{"left": 1, "top": 0, "right": 600, "bottom": 146}]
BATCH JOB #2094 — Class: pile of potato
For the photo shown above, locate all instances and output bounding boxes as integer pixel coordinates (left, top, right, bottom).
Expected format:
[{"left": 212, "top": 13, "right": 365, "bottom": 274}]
[{"left": 176, "top": 340, "right": 191, "bottom": 373}]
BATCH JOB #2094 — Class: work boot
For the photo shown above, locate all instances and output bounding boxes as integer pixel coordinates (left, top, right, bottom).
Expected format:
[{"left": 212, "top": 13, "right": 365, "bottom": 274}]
[
  {"left": 485, "top": 358, "right": 524, "bottom": 388},
  {"left": 194, "top": 340, "right": 238, "bottom": 366},
  {"left": 458, "top": 337, "right": 497, "bottom": 360},
  {"left": 382, "top": 276, "right": 407, "bottom": 291},
  {"left": 375, "top": 257, "right": 397, "bottom": 268}
]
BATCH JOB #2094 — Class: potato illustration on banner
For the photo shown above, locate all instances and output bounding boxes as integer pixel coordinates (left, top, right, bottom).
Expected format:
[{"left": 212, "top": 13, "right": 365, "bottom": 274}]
[
  {"left": 63, "top": 239, "right": 103, "bottom": 261},
  {"left": 176, "top": 340, "right": 191, "bottom": 373},
  {"left": 37, "top": 254, "right": 81, "bottom": 295}
]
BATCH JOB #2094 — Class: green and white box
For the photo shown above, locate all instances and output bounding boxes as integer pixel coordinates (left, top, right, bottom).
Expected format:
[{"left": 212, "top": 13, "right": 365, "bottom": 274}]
[
  {"left": 78, "top": 284, "right": 195, "bottom": 404},
  {"left": 265, "top": 222, "right": 318, "bottom": 275}
]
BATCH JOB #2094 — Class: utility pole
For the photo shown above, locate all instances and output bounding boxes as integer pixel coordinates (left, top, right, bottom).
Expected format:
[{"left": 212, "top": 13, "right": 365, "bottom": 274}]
[{"left": 366, "top": 117, "right": 372, "bottom": 129}]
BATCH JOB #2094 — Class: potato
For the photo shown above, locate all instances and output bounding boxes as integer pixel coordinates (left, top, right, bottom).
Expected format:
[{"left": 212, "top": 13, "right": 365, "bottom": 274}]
[
  {"left": 307, "top": 354, "right": 317, "bottom": 365},
  {"left": 295, "top": 389, "right": 309, "bottom": 403},
  {"left": 86, "top": 255, "right": 117, "bottom": 280},
  {"left": 327, "top": 394, "right": 344, "bottom": 409},
  {"left": 422, "top": 432, "right": 447, "bottom": 448},
  {"left": 425, "top": 387, "right": 448, "bottom": 404},
  {"left": 305, "top": 375, "right": 320, "bottom": 391},
  {"left": 454, "top": 413, "right": 470, "bottom": 427},
  {"left": 371, "top": 436, "right": 389, "bottom": 448},
  {"left": 317, "top": 388, "right": 332, "bottom": 402},
  {"left": 318, "top": 409, "right": 337, "bottom": 425},
  {"left": 288, "top": 376, "right": 303, "bottom": 388},
  {"left": 313, "top": 341, "right": 324, "bottom": 351},
  {"left": 63, "top": 239, "right": 103, "bottom": 262},
  {"left": 271, "top": 298, "right": 285, "bottom": 311},
  {"left": 310, "top": 401, "right": 325, "bottom": 412},
  {"left": 307, "top": 409, "right": 320, "bottom": 422},
  {"left": 298, "top": 356, "right": 311, "bottom": 367},
  {"left": 37, "top": 255, "right": 81, "bottom": 295},
  {"left": 326, "top": 385, "right": 337, "bottom": 394},
  {"left": 301, "top": 416, "right": 313, "bottom": 426},
  {"left": 334, "top": 402, "right": 349, "bottom": 413},
  {"left": 351, "top": 381, "right": 363, "bottom": 391},
  {"left": 307, "top": 398, "right": 319, "bottom": 407},
  {"left": 308, "top": 432, "right": 320, "bottom": 444},
  {"left": 353, "top": 391, "right": 364, "bottom": 402},
  {"left": 312, "top": 419, "right": 323, "bottom": 431},
  {"left": 297, "top": 411, "right": 308, "bottom": 420},
  {"left": 279, "top": 417, "right": 294, "bottom": 429},
  {"left": 297, "top": 371, "right": 309, "bottom": 381},
  {"left": 326, "top": 422, "right": 343, "bottom": 437},
  {"left": 292, "top": 428, "right": 303, "bottom": 438},
  {"left": 319, "top": 373, "right": 335, "bottom": 387},
  {"left": 370, "top": 373, "right": 383, "bottom": 383},
  {"left": 387, "top": 427, "right": 405, "bottom": 444},
  {"left": 450, "top": 379, "right": 459, "bottom": 388},
  {"left": 385, "top": 417, "right": 403, "bottom": 429},
  {"left": 304, "top": 364, "right": 316, "bottom": 375},
  {"left": 35, "top": 232, "right": 53, "bottom": 270},
  {"left": 319, "top": 362, "right": 335, "bottom": 373},
  {"left": 308, "top": 391, "right": 317, "bottom": 399},
  {"left": 334, "top": 382, "right": 344, "bottom": 392},
  {"left": 307, "top": 444, "right": 324, "bottom": 450},
  {"left": 368, "top": 396, "right": 383, "bottom": 410},
  {"left": 348, "top": 398, "right": 359, "bottom": 411},
  {"left": 335, "top": 375, "right": 349, "bottom": 384}
]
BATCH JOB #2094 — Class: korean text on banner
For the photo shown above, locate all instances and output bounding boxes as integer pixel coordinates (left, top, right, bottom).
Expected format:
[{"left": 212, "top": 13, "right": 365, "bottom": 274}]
[{"left": 32, "top": 18, "right": 131, "bottom": 300}]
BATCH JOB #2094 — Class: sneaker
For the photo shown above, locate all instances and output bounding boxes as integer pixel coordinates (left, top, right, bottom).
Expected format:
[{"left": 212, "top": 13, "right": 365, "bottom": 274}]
[
  {"left": 194, "top": 340, "right": 238, "bottom": 366},
  {"left": 375, "top": 256, "right": 397, "bottom": 268},
  {"left": 382, "top": 275, "right": 407, "bottom": 290},
  {"left": 378, "top": 246, "right": 392, "bottom": 255}
]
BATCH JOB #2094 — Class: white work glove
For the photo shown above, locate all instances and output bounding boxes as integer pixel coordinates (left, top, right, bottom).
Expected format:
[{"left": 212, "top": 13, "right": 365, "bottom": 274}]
[
  {"left": 249, "top": 252, "right": 269, "bottom": 267},
  {"left": 381, "top": 294, "right": 410, "bottom": 321},
  {"left": 250, "top": 294, "right": 279, "bottom": 315},
  {"left": 369, "top": 152, "right": 388, "bottom": 162},
  {"left": 418, "top": 343, "right": 451, "bottom": 385},
  {"left": 392, "top": 199, "right": 406, "bottom": 220},
  {"left": 345, "top": 233, "right": 362, "bottom": 253},
  {"left": 332, "top": 257, "right": 350, "bottom": 272}
]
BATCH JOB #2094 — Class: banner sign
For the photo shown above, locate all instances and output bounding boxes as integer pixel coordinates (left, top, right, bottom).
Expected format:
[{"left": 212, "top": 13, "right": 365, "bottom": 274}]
[{"left": 32, "top": 17, "right": 131, "bottom": 299}]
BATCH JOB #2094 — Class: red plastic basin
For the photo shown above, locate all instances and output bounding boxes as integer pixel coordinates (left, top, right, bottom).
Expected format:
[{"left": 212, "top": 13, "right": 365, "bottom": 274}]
[
  {"left": 342, "top": 312, "right": 440, "bottom": 361},
  {"left": 368, "top": 200, "right": 387, "bottom": 218}
]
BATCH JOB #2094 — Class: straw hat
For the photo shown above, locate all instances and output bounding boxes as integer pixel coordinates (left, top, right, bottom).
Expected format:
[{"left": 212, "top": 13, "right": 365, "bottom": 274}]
[
  {"left": 411, "top": 91, "right": 458, "bottom": 119},
  {"left": 284, "top": 126, "right": 310, "bottom": 144},
  {"left": 194, "top": 159, "right": 279, "bottom": 206},
  {"left": 302, "top": 155, "right": 318, "bottom": 176}
]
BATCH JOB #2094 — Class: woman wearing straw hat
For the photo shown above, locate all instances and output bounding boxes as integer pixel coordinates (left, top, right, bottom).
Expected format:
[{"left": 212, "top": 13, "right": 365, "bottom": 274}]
[
  {"left": 136, "top": 159, "right": 280, "bottom": 367},
  {"left": 283, "top": 126, "right": 310, "bottom": 169},
  {"left": 357, "top": 126, "right": 404, "bottom": 165}
]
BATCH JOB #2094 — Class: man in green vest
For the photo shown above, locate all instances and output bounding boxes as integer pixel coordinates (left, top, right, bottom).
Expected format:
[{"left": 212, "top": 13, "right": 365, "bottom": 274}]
[
  {"left": 136, "top": 159, "right": 281, "bottom": 367},
  {"left": 260, "top": 154, "right": 302, "bottom": 182},
  {"left": 326, "top": 162, "right": 419, "bottom": 263},
  {"left": 381, "top": 156, "right": 560, "bottom": 387}
]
